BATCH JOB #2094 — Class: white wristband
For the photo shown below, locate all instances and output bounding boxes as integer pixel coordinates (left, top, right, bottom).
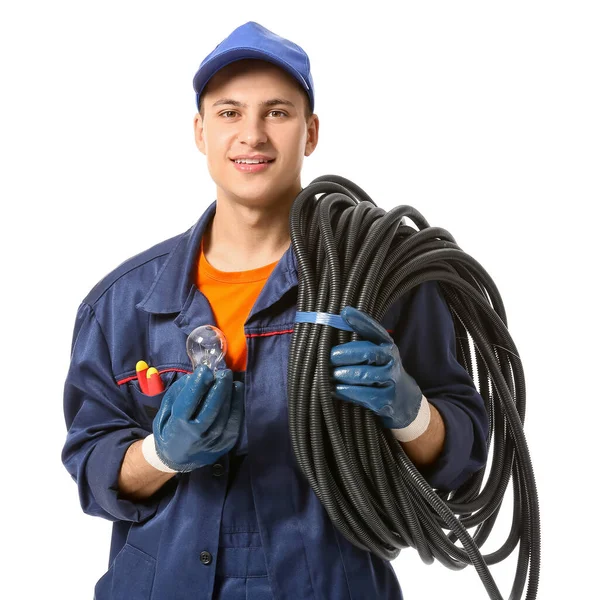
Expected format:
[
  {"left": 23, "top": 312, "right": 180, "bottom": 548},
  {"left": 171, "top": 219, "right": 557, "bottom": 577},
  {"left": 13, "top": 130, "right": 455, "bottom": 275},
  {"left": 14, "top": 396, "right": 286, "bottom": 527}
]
[
  {"left": 141, "top": 434, "right": 179, "bottom": 473},
  {"left": 392, "top": 395, "right": 431, "bottom": 442}
]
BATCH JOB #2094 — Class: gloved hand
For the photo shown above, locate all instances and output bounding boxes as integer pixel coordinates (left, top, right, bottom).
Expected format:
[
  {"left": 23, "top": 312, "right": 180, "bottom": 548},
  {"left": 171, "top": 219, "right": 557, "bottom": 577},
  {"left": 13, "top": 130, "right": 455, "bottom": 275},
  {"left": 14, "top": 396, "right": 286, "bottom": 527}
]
[
  {"left": 330, "top": 306, "right": 429, "bottom": 440},
  {"left": 149, "top": 365, "right": 244, "bottom": 473}
]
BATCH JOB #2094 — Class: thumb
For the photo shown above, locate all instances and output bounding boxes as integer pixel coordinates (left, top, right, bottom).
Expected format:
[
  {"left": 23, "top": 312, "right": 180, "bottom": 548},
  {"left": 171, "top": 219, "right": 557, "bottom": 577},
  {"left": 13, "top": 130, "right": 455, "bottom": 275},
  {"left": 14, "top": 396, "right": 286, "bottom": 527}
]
[{"left": 341, "top": 306, "right": 393, "bottom": 346}]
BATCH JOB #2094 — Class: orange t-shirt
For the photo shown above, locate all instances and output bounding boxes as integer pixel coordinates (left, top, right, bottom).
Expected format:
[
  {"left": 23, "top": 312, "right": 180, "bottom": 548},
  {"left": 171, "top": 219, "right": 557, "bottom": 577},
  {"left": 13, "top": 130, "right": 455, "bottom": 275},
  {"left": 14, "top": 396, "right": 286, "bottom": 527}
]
[{"left": 194, "top": 237, "right": 280, "bottom": 372}]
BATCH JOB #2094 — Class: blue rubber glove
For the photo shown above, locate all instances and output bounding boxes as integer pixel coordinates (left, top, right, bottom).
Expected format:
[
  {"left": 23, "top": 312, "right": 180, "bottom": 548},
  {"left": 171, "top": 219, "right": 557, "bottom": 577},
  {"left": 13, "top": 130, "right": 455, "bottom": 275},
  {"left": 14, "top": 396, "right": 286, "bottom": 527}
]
[
  {"left": 330, "top": 306, "right": 426, "bottom": 436},
  {"left": 151, "top": 364, "right": 244, "bottom": 472}
]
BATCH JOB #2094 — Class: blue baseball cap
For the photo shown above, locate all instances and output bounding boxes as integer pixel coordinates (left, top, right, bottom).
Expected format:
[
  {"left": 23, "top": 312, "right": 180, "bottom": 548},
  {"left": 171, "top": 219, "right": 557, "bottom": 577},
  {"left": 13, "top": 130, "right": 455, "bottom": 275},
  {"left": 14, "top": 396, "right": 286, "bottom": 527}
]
[{"left": 192, "top": 21, "right": 315, "bottom": 113}]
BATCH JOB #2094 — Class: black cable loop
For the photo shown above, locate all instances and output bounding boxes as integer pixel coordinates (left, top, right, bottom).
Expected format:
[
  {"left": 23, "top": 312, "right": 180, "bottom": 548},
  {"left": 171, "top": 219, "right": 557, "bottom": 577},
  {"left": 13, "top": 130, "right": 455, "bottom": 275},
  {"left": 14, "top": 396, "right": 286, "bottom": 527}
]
[{"left": 287, "top": 175, "right": 540, "bottom": 599}]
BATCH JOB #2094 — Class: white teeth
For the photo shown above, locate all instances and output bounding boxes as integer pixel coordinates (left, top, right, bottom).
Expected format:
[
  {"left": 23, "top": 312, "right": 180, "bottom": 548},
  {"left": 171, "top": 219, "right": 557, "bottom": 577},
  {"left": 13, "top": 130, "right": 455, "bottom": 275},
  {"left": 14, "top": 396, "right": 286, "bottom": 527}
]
[{"left": 234, "top": 159, "right": 269, "bottom": 164}]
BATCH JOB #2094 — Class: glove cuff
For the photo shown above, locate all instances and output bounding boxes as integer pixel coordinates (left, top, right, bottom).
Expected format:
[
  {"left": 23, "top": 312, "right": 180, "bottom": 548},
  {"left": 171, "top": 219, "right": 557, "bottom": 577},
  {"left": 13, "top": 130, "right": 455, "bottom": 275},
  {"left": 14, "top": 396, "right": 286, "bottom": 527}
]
[
  {"left": 392, "top": 395, "right": 431, "bottom": 442},
  {"left": 141, "top": 434, "right": 179, "bottom": 473}
]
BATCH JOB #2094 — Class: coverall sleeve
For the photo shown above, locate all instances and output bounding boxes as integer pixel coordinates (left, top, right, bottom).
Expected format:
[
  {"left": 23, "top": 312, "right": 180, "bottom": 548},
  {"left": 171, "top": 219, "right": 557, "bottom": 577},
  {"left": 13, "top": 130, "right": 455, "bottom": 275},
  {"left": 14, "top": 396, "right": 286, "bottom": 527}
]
[
  {"left": 61, "top": 302, "right": 161, "bottom": 523},
  {"left": 392, "top": 280, "right": 489, "bottom": 492}
]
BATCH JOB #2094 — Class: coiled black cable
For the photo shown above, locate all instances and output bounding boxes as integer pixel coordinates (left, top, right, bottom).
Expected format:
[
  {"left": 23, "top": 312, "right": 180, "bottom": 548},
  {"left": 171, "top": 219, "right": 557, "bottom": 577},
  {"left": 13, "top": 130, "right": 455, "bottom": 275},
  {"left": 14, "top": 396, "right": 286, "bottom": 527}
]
[{"left": 287, "top": 175, "right": 540, "bottom": 600}]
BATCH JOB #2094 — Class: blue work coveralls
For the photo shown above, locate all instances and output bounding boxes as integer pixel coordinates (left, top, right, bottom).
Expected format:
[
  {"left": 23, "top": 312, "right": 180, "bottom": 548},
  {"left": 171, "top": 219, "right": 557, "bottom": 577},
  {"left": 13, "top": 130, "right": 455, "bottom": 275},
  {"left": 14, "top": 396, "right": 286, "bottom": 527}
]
[{"left": 61, "top": 200, "right": 489, "bottom": 600}]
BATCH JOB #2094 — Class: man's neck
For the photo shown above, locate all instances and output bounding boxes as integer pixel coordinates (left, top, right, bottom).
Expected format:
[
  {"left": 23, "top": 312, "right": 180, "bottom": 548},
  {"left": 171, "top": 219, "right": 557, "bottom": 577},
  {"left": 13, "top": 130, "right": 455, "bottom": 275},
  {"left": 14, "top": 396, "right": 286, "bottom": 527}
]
[{"left": 203, "top": 200, "right": 292, "bottom": 272}]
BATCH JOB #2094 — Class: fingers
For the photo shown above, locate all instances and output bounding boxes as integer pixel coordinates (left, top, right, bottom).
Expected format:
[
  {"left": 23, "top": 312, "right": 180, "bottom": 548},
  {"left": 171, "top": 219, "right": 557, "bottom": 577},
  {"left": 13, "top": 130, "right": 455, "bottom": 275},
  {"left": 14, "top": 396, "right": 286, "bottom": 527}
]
[
  {"left": 331, "top": 362, "right": 394, "bottom": 387},
  {"left": 203, "top": 372, "right": 234, "bottom": 439},
  {"left": 330, "top": 340, "right": 393, "bottom": 367},
  {"left": 156, "top": 375, "right": 191, "bottom": 433},
  {"left": 333, "top": 383, "right": 395, "bottom": 414},
  {"left": 191, "top": 368, "right": 233, "bottom": 430},
  {"left": 211, "top": 381, "right": 245, "bottom": 453},
  {"left": 172, "top": 365, "right": 215, "bottom": 421},
  {"left": 340, "top": 306, "right": 393, "bottom": 345},
  {"left": 332, "top": 359, "right": 396, "bottom": 386}
]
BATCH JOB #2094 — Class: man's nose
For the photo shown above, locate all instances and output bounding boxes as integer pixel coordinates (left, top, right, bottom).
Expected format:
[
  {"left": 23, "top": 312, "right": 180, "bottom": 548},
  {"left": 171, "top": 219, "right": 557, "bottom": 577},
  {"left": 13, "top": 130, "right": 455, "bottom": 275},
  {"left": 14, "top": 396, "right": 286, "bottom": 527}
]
[{"left": 238, "top": 116, "right": 268, "bottom": 146}]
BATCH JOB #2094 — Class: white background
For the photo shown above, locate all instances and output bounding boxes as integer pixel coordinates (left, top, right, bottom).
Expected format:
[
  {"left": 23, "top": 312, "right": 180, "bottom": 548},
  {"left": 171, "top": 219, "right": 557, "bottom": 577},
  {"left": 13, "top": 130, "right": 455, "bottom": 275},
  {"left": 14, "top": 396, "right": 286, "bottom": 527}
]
[{"left": 1, "top": 1, "right": 588, "bottom": 598}]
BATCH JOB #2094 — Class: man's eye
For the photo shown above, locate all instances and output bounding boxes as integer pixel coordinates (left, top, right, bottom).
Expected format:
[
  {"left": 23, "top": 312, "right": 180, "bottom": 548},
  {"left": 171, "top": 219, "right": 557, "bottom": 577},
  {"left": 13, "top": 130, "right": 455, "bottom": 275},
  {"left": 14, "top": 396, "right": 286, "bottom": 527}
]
[{"left": 219, "top": 110, "right": 286, "bottom": 119}]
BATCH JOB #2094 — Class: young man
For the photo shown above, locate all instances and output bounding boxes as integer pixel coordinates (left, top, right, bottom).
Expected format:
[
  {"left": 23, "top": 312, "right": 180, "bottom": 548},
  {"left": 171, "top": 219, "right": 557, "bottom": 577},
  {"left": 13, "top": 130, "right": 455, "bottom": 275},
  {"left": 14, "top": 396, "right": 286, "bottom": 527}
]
[{"left": 61, "top": 21, "right": 488, "bottom": 600}]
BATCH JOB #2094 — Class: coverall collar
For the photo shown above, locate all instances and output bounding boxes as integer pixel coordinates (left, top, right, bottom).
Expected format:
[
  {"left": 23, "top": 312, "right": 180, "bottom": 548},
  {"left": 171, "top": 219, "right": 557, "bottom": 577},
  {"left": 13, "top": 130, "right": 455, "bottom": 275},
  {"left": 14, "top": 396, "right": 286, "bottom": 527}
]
[{"left": 136, "top": 199, "right": 299, "bottom": 320}]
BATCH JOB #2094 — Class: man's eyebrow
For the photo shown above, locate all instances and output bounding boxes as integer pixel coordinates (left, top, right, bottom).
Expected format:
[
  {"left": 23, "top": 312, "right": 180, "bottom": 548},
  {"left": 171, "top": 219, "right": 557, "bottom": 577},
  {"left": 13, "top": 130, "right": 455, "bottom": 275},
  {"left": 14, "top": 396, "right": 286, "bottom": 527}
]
[{"left": 211, "top": 98, "right": 296, "bottom": 109}]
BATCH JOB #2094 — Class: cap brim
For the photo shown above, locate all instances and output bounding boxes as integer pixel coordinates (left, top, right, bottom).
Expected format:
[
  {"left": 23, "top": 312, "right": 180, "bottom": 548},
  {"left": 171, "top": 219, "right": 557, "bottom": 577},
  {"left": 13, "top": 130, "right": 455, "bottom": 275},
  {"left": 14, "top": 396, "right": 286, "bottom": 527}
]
[{"left": 193, "top": 48, "right": 310, "bottom": 98}]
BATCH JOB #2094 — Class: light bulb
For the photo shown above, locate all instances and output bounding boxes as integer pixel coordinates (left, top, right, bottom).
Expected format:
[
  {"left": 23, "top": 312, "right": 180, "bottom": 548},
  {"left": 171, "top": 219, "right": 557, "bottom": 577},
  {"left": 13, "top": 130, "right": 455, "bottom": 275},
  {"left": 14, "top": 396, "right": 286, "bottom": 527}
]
[{"left": 186, "top": 325, "right": 227, "bottom": 372}]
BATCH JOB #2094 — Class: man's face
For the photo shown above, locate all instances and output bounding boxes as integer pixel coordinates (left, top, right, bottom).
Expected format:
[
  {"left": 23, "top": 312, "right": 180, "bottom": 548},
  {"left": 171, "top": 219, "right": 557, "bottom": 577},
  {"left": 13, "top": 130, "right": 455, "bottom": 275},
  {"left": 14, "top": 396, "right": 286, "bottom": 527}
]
[{"left": 194, "top": 59, "right": 319, "bottom": 210}]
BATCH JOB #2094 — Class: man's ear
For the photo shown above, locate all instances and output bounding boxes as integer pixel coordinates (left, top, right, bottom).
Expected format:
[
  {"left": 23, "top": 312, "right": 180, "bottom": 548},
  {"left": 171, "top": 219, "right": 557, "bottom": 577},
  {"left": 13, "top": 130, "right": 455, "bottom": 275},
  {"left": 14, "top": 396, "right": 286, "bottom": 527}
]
[
  {"left": 305, "top": 114, "right": 319, "bottom": 157},
  {"left": 194, "top": 113, "right": 206, "bottom": 155}
]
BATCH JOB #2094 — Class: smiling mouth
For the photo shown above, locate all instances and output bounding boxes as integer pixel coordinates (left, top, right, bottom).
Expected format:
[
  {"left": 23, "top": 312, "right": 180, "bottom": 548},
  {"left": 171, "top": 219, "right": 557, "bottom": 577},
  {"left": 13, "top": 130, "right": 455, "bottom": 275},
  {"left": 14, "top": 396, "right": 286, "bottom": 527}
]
[
  {"left": 230, "top": 159, "right": 276, "bottom": 174},
  {"left": 230, "top": 159, "right": 275, "bottom": 164}
]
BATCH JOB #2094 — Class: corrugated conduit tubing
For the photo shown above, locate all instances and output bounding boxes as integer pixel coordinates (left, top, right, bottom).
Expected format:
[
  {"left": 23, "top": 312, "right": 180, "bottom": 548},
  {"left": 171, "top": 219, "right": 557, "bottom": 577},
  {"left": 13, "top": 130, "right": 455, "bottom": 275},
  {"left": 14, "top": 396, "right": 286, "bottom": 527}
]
[{"left": 287, "top": 175, "right": 540, "bottom": 600}]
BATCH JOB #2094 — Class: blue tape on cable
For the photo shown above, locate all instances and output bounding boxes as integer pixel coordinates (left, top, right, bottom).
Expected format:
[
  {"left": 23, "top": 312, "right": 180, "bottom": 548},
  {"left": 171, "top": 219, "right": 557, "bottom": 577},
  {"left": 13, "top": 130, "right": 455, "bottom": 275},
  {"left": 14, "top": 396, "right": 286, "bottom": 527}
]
[{"left": 294, "top": 311, "right": 354, "bottom": 332}]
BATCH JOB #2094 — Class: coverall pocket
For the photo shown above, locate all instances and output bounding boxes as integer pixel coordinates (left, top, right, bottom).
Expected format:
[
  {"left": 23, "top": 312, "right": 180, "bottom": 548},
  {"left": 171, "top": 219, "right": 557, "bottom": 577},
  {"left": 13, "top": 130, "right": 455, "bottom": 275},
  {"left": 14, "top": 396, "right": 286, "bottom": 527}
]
[
  {"left": 127, "top": 370, "right": 185, "bottom": 424},
  {"left": 94, "top": 543, "right": 155, "bottom": 600}
]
